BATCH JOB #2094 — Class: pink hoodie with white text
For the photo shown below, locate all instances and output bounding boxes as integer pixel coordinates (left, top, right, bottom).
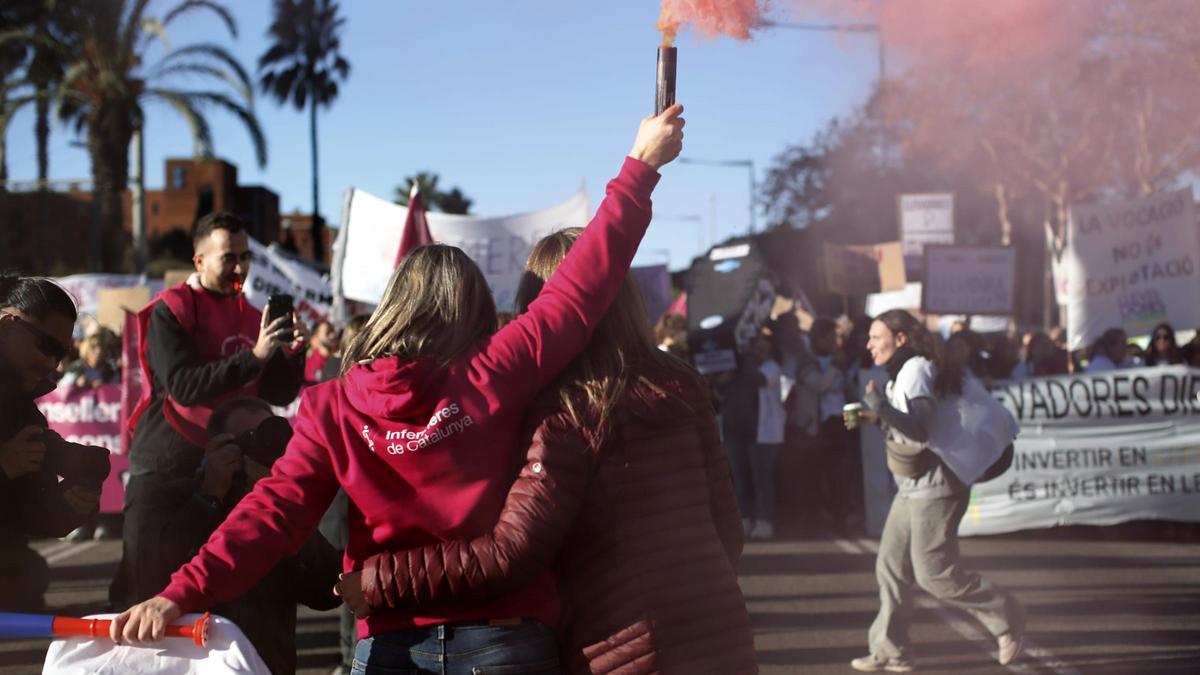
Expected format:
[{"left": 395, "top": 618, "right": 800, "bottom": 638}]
[{"left": 160, "top": 158, "right": 660, "bottom": 637}]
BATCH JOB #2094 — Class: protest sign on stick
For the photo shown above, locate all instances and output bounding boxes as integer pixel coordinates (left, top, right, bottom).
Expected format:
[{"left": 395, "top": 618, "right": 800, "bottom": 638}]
[
  {"left": 899, "top": 193, "right": 954, "bottom": 271},
  {"left": 822, "top": 243, "right": 881, "bottom": 297},
  {"left": 921, "top": 245, "right": 1016, "bottom": 316},
  {"left": 822, "top": 242, "right": 906, "bottom": 297}
]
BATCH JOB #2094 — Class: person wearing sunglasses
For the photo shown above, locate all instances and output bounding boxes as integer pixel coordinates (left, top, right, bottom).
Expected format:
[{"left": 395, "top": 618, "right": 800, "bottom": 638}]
[
  {"left": 0, "top": 273, "right": 104, "bottom": 611},
  {"left": 1144, "top": 323, "right": 1183, "bottom": 367}
]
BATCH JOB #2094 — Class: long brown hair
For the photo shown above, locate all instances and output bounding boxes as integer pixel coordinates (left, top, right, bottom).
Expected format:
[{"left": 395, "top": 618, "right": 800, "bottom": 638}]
[
  {"left": 515, "top": 228, "right": 690, "bottom": 440},
  {"left": 873, "top": 309, "right": 943, "bottom": 384},
  {"left": 341, "top": 244, "right": 497, "bottom": 373}
]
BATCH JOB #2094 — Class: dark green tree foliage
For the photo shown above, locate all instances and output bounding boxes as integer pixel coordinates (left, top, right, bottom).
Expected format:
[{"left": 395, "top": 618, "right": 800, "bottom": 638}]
[
  {"left": 259, "top": 0, "right": 350, "bottom": 262},
  {"left": 394, "top": 171, "right": 474, "bottom": 215}
]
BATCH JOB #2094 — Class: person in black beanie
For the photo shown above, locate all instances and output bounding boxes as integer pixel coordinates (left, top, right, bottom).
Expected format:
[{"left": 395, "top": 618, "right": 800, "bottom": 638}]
[{"left": 0, "top": 274, "right": 106, "bottom": 611}]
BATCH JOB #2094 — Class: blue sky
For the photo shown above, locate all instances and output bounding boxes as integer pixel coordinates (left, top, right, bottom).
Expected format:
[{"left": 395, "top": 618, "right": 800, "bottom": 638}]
[{"left": 5, "top": 0, "right": 878, "bottom": 271}]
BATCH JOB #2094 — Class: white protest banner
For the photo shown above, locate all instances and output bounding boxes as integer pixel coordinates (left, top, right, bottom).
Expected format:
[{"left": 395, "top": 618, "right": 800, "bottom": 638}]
[
  {"left": 244, "top": 237, "right": 333, "bottom": 326},
  {"left": 960, "top": 424, "right": 1200, "bottom": 536},
  {"left": 921, "top": 246, "right": 1016, "bottom": 316},
  {"left": 989, "top": 365, "right": 1200, "bottom": 426},
  {"left": 54, "top": 274, "right": 161, "bottom": 317},
  {"left": 1061, "top": 188, "right": 1200, "bottom": 350},
  {"left": 957, "top": 366, "right": 1200, "bottom": 536},
  {"left": 899, "top": 193, "right": 954, "bottom": 270},
  {"left": 333, "top": 187, "right": 590, "bottom": 313}
]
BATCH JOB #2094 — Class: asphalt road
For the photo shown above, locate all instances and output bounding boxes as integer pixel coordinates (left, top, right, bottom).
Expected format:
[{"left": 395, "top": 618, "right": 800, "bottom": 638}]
[{"left": 1, "top": 517, "right": 1197, "bottom": 674}]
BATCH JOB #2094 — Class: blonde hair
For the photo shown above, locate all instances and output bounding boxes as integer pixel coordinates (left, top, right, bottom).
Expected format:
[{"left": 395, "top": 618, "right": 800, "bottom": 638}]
[{"left": 342, "top": 245, "right": 496, "bottom": 372}]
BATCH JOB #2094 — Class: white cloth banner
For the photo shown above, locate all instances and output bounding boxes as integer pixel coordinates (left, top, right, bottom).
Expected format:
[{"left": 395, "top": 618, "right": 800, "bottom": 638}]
[
  {"left": 53, "top": 274, "right": 160, "bottom": 318},
  {"left": 332, "top": 187, "right": 590, "bottom": 312},
  {"left": 989, "top": 365, "right": 1200, "bottom": 426},
  {"left": 243, "top": 238, "right": 333, "bottom": 326},
  {"left": 1060, "top": 188, "right": 1200, "bottom": 350},
  {"left": 960, "top": 366, "right": 1200, "bottom": 536},
  {"left": 43, "top": 614, "right": 270, "bottom": 674}
]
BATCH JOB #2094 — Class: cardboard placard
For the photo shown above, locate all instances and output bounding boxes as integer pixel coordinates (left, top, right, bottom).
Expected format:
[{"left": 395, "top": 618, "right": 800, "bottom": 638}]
[
  {"left": 162, "top": 269, "right": 193, "bottom": 289},
  {"left": 822, "top": 241, "right": 908, "bottom": 297},
  {"left": 97, "top": 287, "right": 151, "bottom": 333},
  {"left": 823, "top": 243, "right": 880, "bottom": 296}
]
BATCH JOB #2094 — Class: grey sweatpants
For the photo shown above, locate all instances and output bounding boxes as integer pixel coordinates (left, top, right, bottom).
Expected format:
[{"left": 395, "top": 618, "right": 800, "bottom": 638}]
[{"left": 868, "top": 490, "right": 1024, "bottom": 659}]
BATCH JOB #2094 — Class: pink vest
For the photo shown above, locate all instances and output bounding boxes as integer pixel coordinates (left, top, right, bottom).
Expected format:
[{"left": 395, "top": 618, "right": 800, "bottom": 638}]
[{"left": 128, "top": 283, "right": 262, "bottom": 447}]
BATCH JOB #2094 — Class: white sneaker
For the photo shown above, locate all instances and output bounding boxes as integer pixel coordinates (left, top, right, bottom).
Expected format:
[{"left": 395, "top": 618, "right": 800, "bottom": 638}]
[
  {"left": 850, "top": 653, "right": 914, "bottom": 672},
  {"left": 997, "top": 632, "right": 1022, "bottom": 665},
  {"left": 749, "top": 519, "right": 774, "bottom": 540}
]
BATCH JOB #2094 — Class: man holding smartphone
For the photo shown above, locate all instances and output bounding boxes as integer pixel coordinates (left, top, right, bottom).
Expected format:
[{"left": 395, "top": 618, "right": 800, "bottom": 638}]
[{"left": 112, "top": 211, "right": 309, "bottom": 607}]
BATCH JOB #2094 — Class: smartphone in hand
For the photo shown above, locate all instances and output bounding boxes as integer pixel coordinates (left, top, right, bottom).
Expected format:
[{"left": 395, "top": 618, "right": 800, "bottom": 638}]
[{"left": 266, "top": 294, "right": 295, "bottom": 334}]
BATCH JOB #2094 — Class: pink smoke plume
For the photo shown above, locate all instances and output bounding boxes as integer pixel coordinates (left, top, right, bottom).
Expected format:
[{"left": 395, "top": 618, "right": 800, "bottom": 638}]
[
  {"left": 789, "top": 0, "right": 1095, "bottom": 73},
  {"left": 658, "top": 0, "right": 768, "bottom": 46}
]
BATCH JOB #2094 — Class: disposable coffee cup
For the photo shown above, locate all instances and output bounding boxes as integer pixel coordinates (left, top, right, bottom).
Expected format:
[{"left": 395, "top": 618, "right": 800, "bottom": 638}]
[{"left": 844, "top": 403, "right": 863, "bottom": 430}]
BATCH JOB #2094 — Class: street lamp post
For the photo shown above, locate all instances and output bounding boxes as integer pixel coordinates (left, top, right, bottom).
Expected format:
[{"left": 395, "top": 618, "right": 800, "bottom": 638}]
[
  {"left": 68, "top": 139, "right": 104, "bottom": 272},
  {"left": 762, "top": 19, "right": 886, "bottom": 169},
  {"left": 131, "top": 122, "right": 148, "bottom": 274},
  {"left": 654, "top": 213, "right": 706, "bottom": 256},
  {"left": 678, "top": 157, "right": 757, "bottom": 234}
]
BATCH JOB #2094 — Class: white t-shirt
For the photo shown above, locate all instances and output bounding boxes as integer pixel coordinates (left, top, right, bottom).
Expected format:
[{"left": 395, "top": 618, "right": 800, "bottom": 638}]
[
  {"left": 884, "top": 356, "right": 964, "bottom": 497},
  {"left": 886, "top": 356, "right": 936, "bottom": 414},
  {"left": 757, "top": 359, "right": 786, "bottom": 444}
]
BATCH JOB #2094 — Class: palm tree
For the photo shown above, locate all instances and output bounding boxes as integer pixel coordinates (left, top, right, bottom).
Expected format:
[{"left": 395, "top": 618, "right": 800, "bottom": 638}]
[
  {"left": 27, "top": 0, "right": 83, "bottom": 188},
  {"left": 258, "top": 0, "right": 349, "bottom": 263},
  {"left": 394, "top": 171, "right": 474, "bottom": 215},
  {"left": 438, "top": 187, "right": 473, "bottom": 215},
  {"left": 0, "top": 1, "right": 41, "bottom": 189},
  {"left": 46, "top": 0, "right": 266, "bottom": 271}
]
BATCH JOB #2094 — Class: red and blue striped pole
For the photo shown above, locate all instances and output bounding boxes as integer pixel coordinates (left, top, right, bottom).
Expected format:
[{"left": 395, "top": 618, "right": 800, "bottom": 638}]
[{"left": 0, "top": 612, "right": 212, "bottom": 647}]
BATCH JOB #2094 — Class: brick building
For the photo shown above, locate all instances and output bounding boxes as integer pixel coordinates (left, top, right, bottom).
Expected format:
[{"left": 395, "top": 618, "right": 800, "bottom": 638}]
[
  {"left": 0, "top": 157, "right": 283, "bottom": 274},
  {"left": 138, "top": 158, "right": 280, "bottom": 245},
  {"left": 278, "top": 211, "right": 335, "bottom": 266}
]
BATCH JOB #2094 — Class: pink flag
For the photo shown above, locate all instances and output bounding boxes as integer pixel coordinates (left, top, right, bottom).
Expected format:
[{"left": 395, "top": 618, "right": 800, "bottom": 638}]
[
  {"left": 394, "top": 187, "right": 433, "bottom": 268},
  {"left": 120, "top": 309, "right": 142, "bottom": 455},
  {"left": 667, "top": 291, "right": 688, "bottom": 318}
]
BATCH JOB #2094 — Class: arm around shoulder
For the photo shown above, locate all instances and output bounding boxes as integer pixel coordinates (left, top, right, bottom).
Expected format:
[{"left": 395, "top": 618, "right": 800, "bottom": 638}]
[{"left": 360, "top": 411, "right": 594, "bottom": 613}]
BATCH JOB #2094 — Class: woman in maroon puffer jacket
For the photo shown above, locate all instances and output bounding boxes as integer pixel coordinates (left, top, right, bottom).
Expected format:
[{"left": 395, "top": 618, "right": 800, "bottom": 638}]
[{"left": 338, "top": 228, "right": 758, "bottom": 674}]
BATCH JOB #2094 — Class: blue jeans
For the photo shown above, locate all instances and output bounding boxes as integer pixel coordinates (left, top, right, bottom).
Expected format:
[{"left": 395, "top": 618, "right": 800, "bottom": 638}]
[{"left": 351, "top": 621, "right": 561, "bottom": 675}]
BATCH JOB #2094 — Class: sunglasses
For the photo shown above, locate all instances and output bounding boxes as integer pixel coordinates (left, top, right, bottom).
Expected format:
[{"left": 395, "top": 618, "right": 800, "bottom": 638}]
[{"left": 3, "top": 313, "right": 72, "bottom": 361}]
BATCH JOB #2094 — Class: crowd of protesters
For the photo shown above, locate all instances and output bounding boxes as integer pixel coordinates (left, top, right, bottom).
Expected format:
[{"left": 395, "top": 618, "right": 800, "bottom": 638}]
[{"left": 6, "top": 104, "right": 1200, "bottom": 673}]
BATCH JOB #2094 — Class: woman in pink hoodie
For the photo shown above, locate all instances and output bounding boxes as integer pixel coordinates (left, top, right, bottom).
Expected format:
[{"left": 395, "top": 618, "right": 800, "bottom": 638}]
[{"left": 113, "top": 105, "right": 685, "bottom": 674}]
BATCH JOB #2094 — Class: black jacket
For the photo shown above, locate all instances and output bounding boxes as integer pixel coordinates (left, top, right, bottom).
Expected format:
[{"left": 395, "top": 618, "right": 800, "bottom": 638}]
[
  {"left": 0, "top": 393, "right": 96, "bottom": 547},
  {"left": 130, "top": 299, "right": 304, "bottom": 477}
]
